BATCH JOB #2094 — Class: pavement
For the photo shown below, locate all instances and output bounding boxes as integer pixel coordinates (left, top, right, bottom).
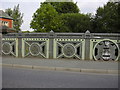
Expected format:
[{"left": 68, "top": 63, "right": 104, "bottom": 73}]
[{"left": 0, "top": 56, "right": 119, "bottom": 74}]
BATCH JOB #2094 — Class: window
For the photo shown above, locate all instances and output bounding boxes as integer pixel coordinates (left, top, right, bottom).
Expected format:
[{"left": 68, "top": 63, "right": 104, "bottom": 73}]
[{"left": 1, "top": 21, "right": 9, "bottom": 26}]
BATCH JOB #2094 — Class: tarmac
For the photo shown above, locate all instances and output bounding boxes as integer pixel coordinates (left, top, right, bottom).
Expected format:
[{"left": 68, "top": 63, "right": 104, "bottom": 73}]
[{"left": 0, "top": 57, "right": 119, "bottom": 74}]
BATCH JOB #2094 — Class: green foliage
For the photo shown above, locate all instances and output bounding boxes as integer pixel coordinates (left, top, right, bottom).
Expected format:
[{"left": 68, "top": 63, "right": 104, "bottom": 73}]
[
  {"left": 22, "top": 31, "right": 30, "bottom": 33},
  {"left": 30, "top": 1, "right": 84, "bottom": 32},
  {"left": 118, "top": 2, "right": 120, "bottom": 32},
  {"left": 42, "top": 2, "right": 80, "bottom": 13},
  {"left": 5, "top": 4, "right": 24, "bottom": 32},
  {"left": 5, "top": 8, "right": 12, "bottom": 17},
  {"left": 61, "top": 13, "right": 92, "bottom": 32},
  {"left": 30, "top": 3, "right": 64, "bottom": 32},
  {"left": 93, "top": 2, "right": 119, "bottom": 33},
  {"left": 12, "top": 4, "right": 24, "bottom": 32},
  {"left": 31, "top": 0, "right": 119, "bottom": 33}
]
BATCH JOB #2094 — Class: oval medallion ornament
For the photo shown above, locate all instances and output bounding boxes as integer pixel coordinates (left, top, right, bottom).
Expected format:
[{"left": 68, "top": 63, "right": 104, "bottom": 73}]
[
  {"left": 63, "top": 43, "right": 76, "bottom": 57},
  {"left": 2, "top": 42, "right": 12, "bottom": 54},
  {"left": 29, "top": 43, "right": 41, "bottom": 56}
]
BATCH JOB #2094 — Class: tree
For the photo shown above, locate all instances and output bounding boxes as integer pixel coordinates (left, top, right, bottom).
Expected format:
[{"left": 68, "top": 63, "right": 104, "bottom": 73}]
[
  {"left": 5, "top": 4, "right": 24, "bottom": 32},
  {"left": 22, "top": 30, "right": 30, "bottom": 33},
  {"left": 30, "top": 1, "right": 83, "bottom": 32},
  {"left": 30, "top": 1, "right": 93, "bottom": 33},
  {"left": 42, "top": 1, "right": 80, "bottom": 14},
  {"left": 30, "top": 3, "right": 64, "bottom": 32},
  {"left": 61, "top": 13, "right": 92, "bottom": 32},
  {"left": 12, "top": 4, "right": 23, "bottom": 32},
  {"left": 118, "top": 2, "right": 120, "bottom": 32},
  {"left": 5, "top": 8, "right": 12, "bottom": 17},
  {"left": 93, "top": 1, "right": 119, "bottom": 33}
]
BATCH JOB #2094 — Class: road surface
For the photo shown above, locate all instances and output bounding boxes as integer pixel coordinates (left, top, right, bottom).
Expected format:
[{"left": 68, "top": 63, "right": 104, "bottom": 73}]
[{"left": 2, "top": 67, "right": 118, "bottom": 88}]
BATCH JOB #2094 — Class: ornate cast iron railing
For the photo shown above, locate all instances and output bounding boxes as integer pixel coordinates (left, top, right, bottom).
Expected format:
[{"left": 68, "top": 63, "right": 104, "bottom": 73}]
[{"left": 1, "top": 31, "right": 120, "bottom": 61}]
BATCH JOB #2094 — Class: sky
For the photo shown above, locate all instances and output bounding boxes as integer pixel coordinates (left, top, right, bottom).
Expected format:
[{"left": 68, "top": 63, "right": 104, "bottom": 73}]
[{"left": 0, "top": 0, "right": 109, "bottom": 31}]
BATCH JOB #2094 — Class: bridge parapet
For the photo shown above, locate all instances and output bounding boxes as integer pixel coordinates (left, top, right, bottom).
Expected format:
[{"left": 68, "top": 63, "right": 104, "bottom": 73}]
[{"left": 2, "top": 32, "right": 120, "bottom": 61}]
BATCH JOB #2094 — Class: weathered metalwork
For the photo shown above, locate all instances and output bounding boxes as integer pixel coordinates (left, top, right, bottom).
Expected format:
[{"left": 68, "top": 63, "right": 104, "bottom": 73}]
[
  {"left": 22, "top": 38, "right": 49, "bottom": 58},
  {"left": 2, "top": 38, "right": 18, "bottom": 57},
  {"left": 92, "top": 39, "right": 119, "bottom": 61},
  {"left": 1, "top": 31, "right": 120, "bottom": 61}
]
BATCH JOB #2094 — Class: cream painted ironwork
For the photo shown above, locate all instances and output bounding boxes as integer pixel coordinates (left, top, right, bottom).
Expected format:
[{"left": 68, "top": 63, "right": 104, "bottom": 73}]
[
  {"left": 53, "top": 38, "right": 85, "bottom": 59},
  {"left": 2, "top": 32, "right": 120, "bottom": 61},
  {"left": 22, "top": 38, "right": 49, "bottom": 58},
  {"left": 90, "top": 39, "right": 119, "bottom": 61},
  {"left": 2, "top": 38, "right": 18, "bottom": 57}
]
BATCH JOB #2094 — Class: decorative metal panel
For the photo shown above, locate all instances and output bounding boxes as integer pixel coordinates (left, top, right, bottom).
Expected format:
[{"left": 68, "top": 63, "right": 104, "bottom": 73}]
[
  {"left": 53, "top": 39, "right": 85, "bottom": 59},
  {"left": 22, "top": 38, "right": 49, "bottom": 58},
  {"left": 91, "top": 39, "right": 119, "bottom": 61},
  {"left": 2, "top": 38, "right": 18, "bottom": 57},
  {"left": 2, "top": 32, "right": 120, "bottom": 61}
]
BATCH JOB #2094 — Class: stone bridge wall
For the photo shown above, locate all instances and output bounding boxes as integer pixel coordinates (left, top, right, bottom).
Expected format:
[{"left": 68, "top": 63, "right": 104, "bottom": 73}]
[{"left": 1, "top": 31, "right": 120, "bottom": 61}]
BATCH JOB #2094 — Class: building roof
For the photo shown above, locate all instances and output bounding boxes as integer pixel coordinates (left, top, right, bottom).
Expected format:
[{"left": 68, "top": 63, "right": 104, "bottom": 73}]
[{"left": 0, "top": 10, "right": 13, "bottom": 20}]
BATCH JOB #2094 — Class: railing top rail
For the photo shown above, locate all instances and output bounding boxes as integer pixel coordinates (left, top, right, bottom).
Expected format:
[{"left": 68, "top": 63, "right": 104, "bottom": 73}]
[{"left": 2, "top": 32, "right": 120, "bottom": 39}]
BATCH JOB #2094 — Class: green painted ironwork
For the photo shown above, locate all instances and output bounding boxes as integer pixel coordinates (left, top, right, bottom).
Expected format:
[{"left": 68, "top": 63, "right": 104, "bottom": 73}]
[
  {"left": 53, "top": 38, "right": 85, "bottom": 59},
  {"left": 22, "top": 38, "right": 49, "bottom": 58},
  {"left": 2, "top": 32, "right": 120, "bottom": 61},
  {"left": 2, "top": 38, "right": 18, "bottom": 57},
  {"left": 90, "top": 39, "right": 119, "bottom": 61}
]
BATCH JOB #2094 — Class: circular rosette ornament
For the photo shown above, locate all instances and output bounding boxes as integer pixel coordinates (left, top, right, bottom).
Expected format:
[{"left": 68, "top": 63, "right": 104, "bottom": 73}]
[
  {"left": 2, "top": 42, "right": 12, "bottom": 55},
  {"left": 62, "top": 43, "right": 76, "bottom": 58},
  {"left": 29, "top": 43, "right": 41, "bottom": 56}
]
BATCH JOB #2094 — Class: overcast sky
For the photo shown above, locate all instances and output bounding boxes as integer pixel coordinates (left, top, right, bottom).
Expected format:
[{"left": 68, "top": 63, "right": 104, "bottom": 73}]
[{"left": 0, "top": 0, "right": 109, "bottom": 31}]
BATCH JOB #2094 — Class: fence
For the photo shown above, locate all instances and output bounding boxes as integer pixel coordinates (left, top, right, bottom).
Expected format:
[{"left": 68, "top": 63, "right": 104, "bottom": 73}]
[{"left": 1, "top": 31, "right": 120, "bottom": 61}]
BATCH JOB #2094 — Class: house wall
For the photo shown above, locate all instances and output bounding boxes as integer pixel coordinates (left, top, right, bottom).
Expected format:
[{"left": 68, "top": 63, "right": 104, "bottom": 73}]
[{"left": 0, "top": 18, "right": 13, "bottom": 28}]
